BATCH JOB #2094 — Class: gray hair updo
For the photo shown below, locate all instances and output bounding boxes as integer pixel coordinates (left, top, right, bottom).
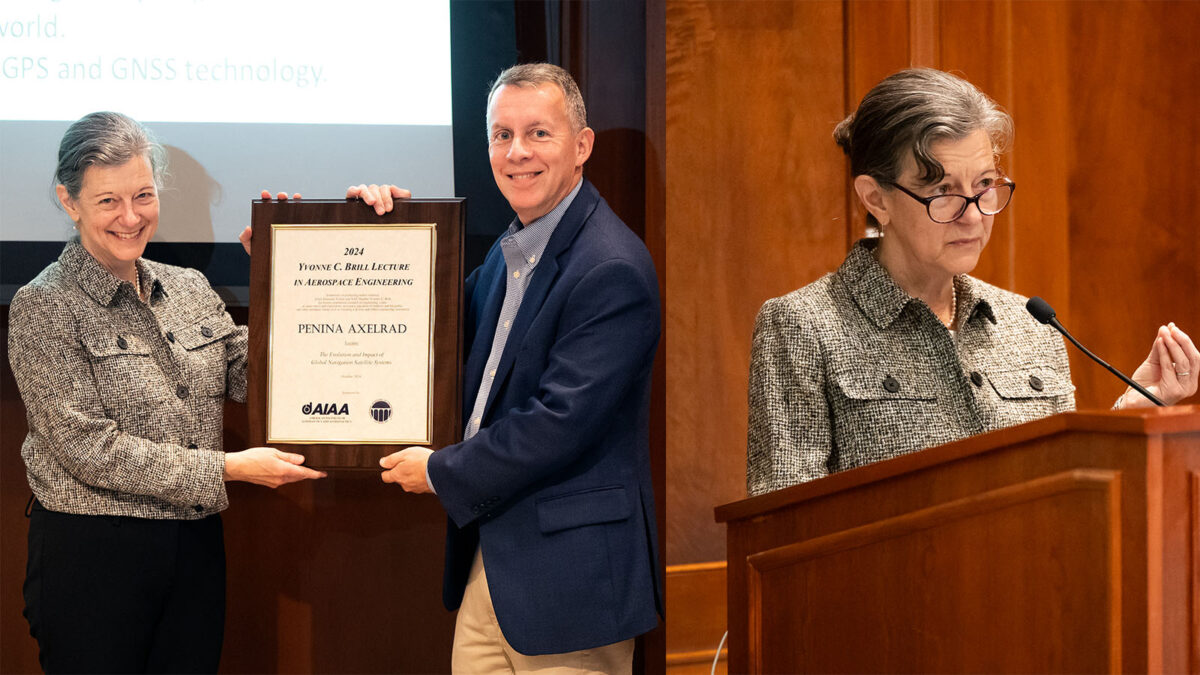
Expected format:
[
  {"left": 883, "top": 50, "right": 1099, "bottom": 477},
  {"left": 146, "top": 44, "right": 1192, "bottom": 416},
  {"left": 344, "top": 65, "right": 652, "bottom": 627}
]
[
  {"left": 834, "top": 68, "right": 1012, "bottom": 190},
  {"left": 55, "top": 111, "right": 167, "bottom": 200},
  {"left": 486, "top": 63, "right": 588, "bottom": 136}
]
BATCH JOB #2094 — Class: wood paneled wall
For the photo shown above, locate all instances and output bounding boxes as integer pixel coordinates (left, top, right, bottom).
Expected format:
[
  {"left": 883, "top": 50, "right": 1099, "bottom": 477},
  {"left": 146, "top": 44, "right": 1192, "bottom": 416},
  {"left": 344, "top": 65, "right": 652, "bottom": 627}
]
[{"left": 664, "top": 0, "right": 1200, "bottom": 572}]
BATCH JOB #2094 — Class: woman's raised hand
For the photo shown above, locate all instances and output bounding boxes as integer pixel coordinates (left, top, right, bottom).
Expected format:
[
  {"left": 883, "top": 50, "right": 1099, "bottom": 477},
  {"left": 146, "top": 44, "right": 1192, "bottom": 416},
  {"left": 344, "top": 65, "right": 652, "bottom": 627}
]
[{"left": 1118, "top": 322, "right": 1199, "bottom": 408}]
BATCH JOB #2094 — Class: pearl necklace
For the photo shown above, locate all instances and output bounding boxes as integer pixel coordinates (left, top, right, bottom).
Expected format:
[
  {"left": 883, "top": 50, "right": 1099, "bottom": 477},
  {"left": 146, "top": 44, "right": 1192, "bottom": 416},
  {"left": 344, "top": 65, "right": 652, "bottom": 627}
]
[{"left": 945, "top": 283, "right": 957, "bottom": 328}]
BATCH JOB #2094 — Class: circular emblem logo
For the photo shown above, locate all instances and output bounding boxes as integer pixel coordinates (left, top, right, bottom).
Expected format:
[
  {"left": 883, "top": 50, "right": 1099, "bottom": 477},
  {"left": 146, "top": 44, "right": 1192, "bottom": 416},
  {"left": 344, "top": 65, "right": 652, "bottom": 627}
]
[{"left": 370, "top": 400, "right": 392, "bottom": 423}]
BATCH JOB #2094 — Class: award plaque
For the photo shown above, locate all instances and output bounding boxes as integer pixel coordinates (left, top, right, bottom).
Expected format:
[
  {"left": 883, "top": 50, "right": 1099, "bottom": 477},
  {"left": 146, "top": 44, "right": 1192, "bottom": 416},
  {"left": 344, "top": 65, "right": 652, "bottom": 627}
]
[{"left": 247, "top": 199, "right": 464, "bottom": 469}]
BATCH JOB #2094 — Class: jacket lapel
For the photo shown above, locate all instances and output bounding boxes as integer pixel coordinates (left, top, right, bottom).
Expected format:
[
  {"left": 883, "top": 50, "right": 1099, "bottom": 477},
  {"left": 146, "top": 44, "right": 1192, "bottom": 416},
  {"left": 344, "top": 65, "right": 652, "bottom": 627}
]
[
  {"left": 462, "top": 251, "right": 508, "bottom": 422},
  {"left": 480, "top": 179, "right": 600, "bottom": 421}
]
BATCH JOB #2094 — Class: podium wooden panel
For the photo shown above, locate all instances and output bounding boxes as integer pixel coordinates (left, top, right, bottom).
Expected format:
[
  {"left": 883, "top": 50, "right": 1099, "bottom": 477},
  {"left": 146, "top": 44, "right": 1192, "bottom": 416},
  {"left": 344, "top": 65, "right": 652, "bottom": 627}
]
[{"left": 716, "top": 406, "right": 1200, "bottom": 674}]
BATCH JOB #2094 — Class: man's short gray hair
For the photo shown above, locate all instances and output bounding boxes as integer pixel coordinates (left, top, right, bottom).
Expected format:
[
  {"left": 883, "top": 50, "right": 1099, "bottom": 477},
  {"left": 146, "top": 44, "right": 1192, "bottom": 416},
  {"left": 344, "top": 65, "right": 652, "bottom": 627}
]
[
  {"left": 485, "top": 63, "right": 588, "bottom": 136},
  {"left": 55, "top": 111, "right": 167, "bottom": 200},
  {"left": 834, "top": 68, "right": 1013, "bottom": 187}
]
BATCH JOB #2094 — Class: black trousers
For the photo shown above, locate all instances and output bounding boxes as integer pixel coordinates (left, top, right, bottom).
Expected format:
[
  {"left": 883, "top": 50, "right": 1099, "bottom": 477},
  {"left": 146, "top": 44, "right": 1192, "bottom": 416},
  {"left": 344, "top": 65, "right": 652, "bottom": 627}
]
[{"left": 24, "top": 502, "right": 226, "bottom": 674}]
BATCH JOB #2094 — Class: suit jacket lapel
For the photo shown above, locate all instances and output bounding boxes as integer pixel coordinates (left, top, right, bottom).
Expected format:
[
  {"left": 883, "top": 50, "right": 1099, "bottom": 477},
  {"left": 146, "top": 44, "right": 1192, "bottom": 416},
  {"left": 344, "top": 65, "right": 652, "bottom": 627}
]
[
  {"left": 462, "top": 252, "right": 507, "bottom": 422},
  {"left": 481, "top": 179, "right": 600, "bottom": 421}
]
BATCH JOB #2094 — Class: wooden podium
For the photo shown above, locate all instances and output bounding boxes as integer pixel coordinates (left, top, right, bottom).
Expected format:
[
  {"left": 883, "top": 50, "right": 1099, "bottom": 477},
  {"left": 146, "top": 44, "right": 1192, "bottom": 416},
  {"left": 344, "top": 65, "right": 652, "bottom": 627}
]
[{"left": 716, "top": 406, "right": 1199, "bottom": 673}]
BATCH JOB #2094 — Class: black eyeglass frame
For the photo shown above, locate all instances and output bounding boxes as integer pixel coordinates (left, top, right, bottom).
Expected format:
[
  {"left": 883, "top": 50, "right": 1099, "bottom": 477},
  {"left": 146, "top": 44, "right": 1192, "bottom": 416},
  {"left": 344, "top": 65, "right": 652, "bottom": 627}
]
[{"left": 883, "top": 179, "right": 1017, "bottom": 224}]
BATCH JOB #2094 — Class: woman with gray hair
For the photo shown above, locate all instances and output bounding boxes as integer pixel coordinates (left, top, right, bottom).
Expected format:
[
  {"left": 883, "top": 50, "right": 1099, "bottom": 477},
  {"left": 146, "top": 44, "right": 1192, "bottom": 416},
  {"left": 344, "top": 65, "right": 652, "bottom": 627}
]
[
  {"left": 8, "top": 111, "right": 325, "bottom": 672},
  {"left": 746, "top": 68, "right": 1197, "bottom": 496}
]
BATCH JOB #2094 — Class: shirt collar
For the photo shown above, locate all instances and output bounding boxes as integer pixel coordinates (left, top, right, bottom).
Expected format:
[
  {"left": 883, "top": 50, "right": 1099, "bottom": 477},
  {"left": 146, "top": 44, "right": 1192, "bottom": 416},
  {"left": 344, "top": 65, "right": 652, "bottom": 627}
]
[
  {"left": 59, "top": 238, "right": 160, "bottom": 306},
  {"left": 501, "top": 178, "right": 583, "bottom": 271},
  {"left": 838, "top": 238, "right": 997, "bottom": 329}
]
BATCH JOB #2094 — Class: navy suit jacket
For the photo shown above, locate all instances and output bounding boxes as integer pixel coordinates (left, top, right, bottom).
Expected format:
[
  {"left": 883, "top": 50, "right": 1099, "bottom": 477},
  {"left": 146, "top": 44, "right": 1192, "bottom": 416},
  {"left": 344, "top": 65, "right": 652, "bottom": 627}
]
[{"left": 427, "top": 178, "right": 662, "bottom": 655}]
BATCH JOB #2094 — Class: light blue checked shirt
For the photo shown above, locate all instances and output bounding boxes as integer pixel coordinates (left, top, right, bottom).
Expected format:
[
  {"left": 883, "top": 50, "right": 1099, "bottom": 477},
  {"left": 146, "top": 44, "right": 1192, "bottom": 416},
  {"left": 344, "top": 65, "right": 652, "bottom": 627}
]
[{"left": 427, "top": 179, "right": 583, "bottom": 492}]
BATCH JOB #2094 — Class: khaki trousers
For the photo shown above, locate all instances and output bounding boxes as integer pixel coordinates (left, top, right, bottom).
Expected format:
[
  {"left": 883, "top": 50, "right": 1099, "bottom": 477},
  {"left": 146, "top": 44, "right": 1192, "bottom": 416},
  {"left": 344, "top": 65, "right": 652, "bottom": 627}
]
[{"left": 451, "top": 548, "right": 634, "bottom": 674}]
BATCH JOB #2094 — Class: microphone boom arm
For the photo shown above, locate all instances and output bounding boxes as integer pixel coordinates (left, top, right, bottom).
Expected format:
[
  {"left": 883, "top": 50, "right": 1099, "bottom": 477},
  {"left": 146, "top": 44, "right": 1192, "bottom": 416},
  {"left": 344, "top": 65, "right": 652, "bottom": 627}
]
[
  {"left": 1048, "top": 317, "right": 1165, "bottom": 407},
  {"left": 1027, "top": 295, "right": 1166, "bottom": 407}
]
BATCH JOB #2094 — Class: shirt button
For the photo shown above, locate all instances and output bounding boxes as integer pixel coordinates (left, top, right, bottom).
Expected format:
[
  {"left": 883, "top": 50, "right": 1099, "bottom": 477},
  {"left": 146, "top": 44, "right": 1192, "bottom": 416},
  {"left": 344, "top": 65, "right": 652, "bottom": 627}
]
[
  {"left": 970, "top": 371, "right": 984, "bottom": 387},
  {"left": 513, "top": 270, "right": 520, "bottom": 279},
  {"left": 116, "top": 336, "right": 128, "bottom": 350},
  {"left": 166, "top": 331, "right": 176, "bottom": 343},
  {"left": 489, "top": 369, "right": 496, "bottom": 377},
  {"left": 473, "top": 417, "right": 481, "bottom": 426},
  {"left": 176, "top": 385, "right": 190, "bottom": 399},
  {"left": 503, "top": 320, "right": 511, "bottom": 329},
  {"left": 1029, "top": 375, "right": 1044, "bottom": 391},
  {"left": 528, "top": 255, "right": 536, "bottom": 263},
  {"left": 882, "top": 375, "right": 900, "bottom": 393},
  {"left": 200, "top": 326, "right": 213, "bottom": 338}
]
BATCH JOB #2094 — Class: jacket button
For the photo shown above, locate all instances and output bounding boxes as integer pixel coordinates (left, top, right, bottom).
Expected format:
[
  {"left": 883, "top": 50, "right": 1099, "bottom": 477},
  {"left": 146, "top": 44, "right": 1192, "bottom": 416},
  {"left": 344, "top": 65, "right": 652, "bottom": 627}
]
[
  {"left": 201, "top": 326, "right": 214, "bottom": 338},
  {"left": 176, "top": 385, "right": 190, "bottom": 399},
  {"left": 116, "top": 336, "right": 128, "bottom": 350},
  {"left": 166, "top": 331, "right": 176, "bottom": 343},
  {"left": 970, "top": 372, "right": 984, "bottom": 387},
  {"left": 187, "top": 443, "right": 198, "bottom": 449},
  {"left": 193, "top": 505, "right": 204, "bottom": 513},
  {"left": 882, "top": 375, "right": 900, "bottom": 393},
  {"left": 1029, "top": 375, "right": 1044, "bottom": 391}
]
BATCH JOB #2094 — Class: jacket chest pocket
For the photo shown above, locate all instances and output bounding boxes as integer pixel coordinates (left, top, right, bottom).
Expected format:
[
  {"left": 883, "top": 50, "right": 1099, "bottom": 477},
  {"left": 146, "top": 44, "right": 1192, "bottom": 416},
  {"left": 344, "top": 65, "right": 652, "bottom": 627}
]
[
  {"left": 832, "top": 367, "right": 940, "bottom": 406},
  {"left": 169, "top": 313, "right": 237, "bottom": 397},
  {"left": 984, "top": 366, "right": 1072, "bottom": 400},
  {"left": 81, "top": 334, "right": 169, "bottom": 409},
  {"left": 979, "top": 365, "right": 1072, "bottom": 426},
  {"left": 829, "top": 367, "right": 943, "bottom": 445}
]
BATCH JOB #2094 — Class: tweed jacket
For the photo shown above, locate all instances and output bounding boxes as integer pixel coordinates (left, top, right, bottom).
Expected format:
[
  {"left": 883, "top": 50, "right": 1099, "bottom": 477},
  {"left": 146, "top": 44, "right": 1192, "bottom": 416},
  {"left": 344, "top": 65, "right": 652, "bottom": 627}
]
[
  {"left": 9, "top": 240, "right": 245, "bottom": 519},
  {"left": 747, "top": 238, "right": 1075, "bottom": 496}
]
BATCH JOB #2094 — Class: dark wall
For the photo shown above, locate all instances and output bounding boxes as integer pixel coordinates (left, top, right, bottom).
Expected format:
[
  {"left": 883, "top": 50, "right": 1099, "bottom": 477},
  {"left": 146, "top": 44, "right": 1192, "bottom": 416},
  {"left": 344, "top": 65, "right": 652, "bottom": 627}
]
[{"left": 451, "top": 0, "right": 519, "bottom": 270}]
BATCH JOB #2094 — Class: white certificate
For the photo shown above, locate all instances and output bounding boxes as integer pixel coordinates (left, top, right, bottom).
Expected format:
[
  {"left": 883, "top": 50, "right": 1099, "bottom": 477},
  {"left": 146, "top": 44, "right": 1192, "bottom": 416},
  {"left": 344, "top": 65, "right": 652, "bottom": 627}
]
[{"left": 266, "top": 224, "right": 435, "bottom": 444}]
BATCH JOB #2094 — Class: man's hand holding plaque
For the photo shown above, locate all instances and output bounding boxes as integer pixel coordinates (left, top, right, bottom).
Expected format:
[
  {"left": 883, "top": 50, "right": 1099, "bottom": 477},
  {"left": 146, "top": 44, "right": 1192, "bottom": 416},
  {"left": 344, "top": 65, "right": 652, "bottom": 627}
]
[
  {"left": 379, "top": 447, "right": 433, "bottom": 494},
  {"left": 346, "top": 184, "right": 412, "bottom": 215}
]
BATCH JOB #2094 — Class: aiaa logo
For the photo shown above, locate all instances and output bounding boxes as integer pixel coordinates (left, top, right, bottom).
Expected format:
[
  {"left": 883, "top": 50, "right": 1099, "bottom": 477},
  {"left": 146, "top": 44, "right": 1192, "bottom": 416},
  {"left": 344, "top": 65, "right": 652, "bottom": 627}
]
[
  {"left": 370, "top": 400, "right": 392, "bottom": 423},
  {"left": 302, "top": 402, "right": 349, "bottom": 415}
]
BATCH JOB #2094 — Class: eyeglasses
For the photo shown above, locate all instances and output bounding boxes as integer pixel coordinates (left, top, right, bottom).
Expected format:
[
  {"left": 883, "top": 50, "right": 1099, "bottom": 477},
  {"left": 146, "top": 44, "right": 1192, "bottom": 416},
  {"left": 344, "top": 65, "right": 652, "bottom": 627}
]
[{"left": 884, "top": 179, "right": 1016, "bottom": 224}]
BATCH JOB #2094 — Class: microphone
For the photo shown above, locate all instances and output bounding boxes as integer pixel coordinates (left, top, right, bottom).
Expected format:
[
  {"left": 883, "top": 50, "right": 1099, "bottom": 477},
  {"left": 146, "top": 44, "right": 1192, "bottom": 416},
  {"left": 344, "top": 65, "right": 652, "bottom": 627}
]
[{"left": 1026, "top": 296, "right": 1164, "bottom": 407}]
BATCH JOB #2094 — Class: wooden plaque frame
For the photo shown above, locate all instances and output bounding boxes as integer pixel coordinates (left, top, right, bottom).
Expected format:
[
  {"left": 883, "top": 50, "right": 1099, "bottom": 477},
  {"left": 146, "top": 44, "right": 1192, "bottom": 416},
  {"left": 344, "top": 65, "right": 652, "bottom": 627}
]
[{"left": 247, "top": 198, "right": 464, "bottom": 469}]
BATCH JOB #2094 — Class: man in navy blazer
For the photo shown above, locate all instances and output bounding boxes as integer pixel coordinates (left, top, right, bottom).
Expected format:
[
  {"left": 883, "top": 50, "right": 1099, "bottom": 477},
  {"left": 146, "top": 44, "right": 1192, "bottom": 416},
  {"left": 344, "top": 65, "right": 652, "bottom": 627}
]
[{"left": 366, "top": 63, "right": 662, "bottom": 672}]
